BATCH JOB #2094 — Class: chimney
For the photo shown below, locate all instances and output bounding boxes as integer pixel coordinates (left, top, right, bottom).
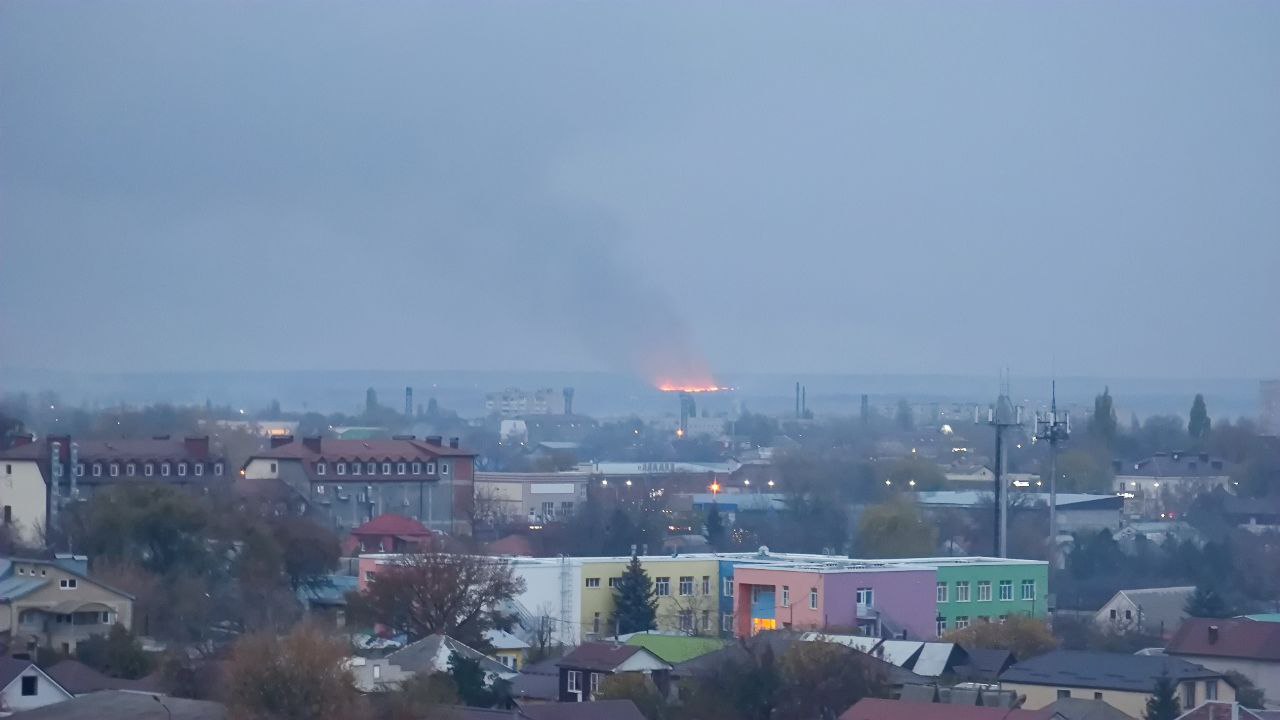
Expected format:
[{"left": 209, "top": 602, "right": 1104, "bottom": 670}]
[
  {"left": 302, "top": 436, "right": 323, "bottom": 454},
  {"left": 270, "top": 434, "right": 294, "bottom": 449},
  {"left": 426, "top": 435, "right": 443, "bottom": 446},
  {"left": 449, "top": 437, "right": 460, "bottom": 449},
  {"left": 1209, "top": 625, "right": 1219, "bottom": 644},
  {"left": 184, "top": 436, "right": 210, "bottom": 458}
]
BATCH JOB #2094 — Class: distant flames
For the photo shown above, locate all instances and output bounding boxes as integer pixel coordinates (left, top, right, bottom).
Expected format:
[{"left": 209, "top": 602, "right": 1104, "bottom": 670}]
[{"left": 657, "top": 384, "right": 732, "bottom": 393}]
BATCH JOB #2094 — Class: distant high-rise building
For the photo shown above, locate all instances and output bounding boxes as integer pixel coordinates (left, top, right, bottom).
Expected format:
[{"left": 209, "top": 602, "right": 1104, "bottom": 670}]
[
  {"left": 1262, "top": 380, "right": 1280, "bottom": 436},
  {"left": 483, "top": 387, "right": 564, "bottom": 417}
]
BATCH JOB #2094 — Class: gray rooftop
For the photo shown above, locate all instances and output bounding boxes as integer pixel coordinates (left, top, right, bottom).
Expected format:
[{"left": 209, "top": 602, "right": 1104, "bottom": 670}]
[{"left": 999, "top": 650, "right": 1222, "bottom": 692}]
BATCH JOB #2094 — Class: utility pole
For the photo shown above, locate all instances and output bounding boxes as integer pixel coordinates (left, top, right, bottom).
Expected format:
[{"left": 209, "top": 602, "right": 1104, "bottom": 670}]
[
  {"left": 1035, "top": 381, "right": 1071, "bottom": 571},
  {"left": 988, "top": 379, "right": 1023, "bottom": 558}
]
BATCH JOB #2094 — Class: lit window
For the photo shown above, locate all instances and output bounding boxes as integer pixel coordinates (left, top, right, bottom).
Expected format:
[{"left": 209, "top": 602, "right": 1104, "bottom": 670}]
[
  {"left": 937, "top": 582, "right": 948, "bottom": 603},
  {"left": 679, "top": 576, "right": 693, "bottom": 596},
  {"left": 956, "top": 581, "right": 970, "bottom": 602},
  {"left": 382, "top": 463, "right": 392, "bottom": 475},
  {"left": 337, "top": 463, "right": 346, "bottom": 476},
  {"left": 193, "top": 463, "right": 204, "bottom": 476},
  {"left": 999, "top": 580, "right": 1013, "bottom": 601},
  {"left": 317, "top": 463, "right": 327, "bottom": 476},
  {"left": 978, "top": 582, "right": 991, "bottom": 602},
  {"left": 177, "top": 463, "right": 187, "bottom": 477},
  {"left": 397, "top": 462, "right": 406, "bottom": 475},
  {"left": 656, "top": 577, "right": 670, "bottom": 596},
  {"left": 809, "top": 588, "right": 818, "bottom": 610},
  {"left": 1021, "top": 579, "right": 1035, "bottom": 600},
  {"left": 585, "top": 577, "right": 601, "bottom": 588},
  {"left": 93, "top": 463, "right": 102, "bottom": 477},
  {"left": 781, "top": 586, "right": 790, "bottom": 607},
  {"left": 412, "top": 462, "right": 421, "bottom": 474}
]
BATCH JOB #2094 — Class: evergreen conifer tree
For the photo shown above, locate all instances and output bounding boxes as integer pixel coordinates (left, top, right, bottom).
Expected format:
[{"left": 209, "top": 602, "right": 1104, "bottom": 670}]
[
  {"left": 612, "top": 554, "right": 657, "bottom": 635},
  {"left": 1144, "top": 673, "right": 1181, "bottom": 720}
]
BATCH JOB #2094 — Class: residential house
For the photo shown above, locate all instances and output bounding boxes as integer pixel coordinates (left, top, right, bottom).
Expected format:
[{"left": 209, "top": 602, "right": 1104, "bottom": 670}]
[
  {"left": 1220, "top": 494, "right": 1280, "bottom": 534},
  {"left": 350, "top": 633, "right": 514, "bottom": 692},
  {"left": 999, "top": 649, "right": 1234, "bottom": 716},
  {"left": 1114, "top": 452, "right": 1233, "bottom": 517},
  {"left": 9, "top": 689, "right": 226, "bottom": 719},
  {"left": 438, "top": 699, "right": 647, "bottom": 720},
  {"left": 1093, "top": 586, "right": 1194, "bottom": 639},
  {"left": 840, "top": 698, "right": 1043, "bottom": 720},
  {"left": 622, "top": 632, "right": 726, "bottom": 665},
  {"left": 0, "top": 435, "right": 225, "bottom": 546},
  {"left": 0, "top": 556, "right": 134, "bottom": 655},
  {"left": 511, "top": 656, "right": 561, "bottom": 703},
  {"left": 242, "top": 435, "right": 476, "bottom": 535},
  {"left": 798, "top": 634, "right": 969, "bottom": 679},
  {"left": 915, "top": 491, "right": 1124, "bottom": 538},
  {"left": 297, "top": 574, "right": 358, "bottom": 627},
  {"left": 1176, "top": 701, "right": 1280, "bottom": 719},
  {"left": 43, "top": 659, "right": 162, "bottom": 696},
  {"left": 342, "top": 514, "right": 435, "bottom": 555},
  {"left": 0, "top": 657, "right": 72, "bottom": 713},
  {"left": 555, "top": 642, "right": 671, "bottom": 702},
  {"left": 1166, "top": 618, "right": 1280, "bottom": 707},
  {"left": 945, "top": 465, "right": 996, "bottom": 487},
  {"left": 473, "top": 471, "right": 590, "bottom": 525},
  {"left": 484, "top": 629, "right": 530, "bottom": 671}
]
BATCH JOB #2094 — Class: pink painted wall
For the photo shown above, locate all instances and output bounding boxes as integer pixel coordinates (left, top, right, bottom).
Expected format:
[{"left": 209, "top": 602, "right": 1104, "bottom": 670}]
[{"left": 733, "top": 565, "right": 937, "bottom": 639}]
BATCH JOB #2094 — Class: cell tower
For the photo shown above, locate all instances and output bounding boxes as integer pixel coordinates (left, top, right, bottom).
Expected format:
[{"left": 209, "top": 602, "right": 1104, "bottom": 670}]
[
  {"left": 987, "top": 374, "right": 1023, "bottom": 558},
  {"left": 1034, "top": 381, "right": 1071, "bottom": 570}
]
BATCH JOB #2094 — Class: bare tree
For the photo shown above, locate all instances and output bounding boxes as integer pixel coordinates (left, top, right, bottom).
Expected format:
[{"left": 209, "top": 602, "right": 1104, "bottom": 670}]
[{"left": 224, "top": 622, "right": 363, "bottom": 720}]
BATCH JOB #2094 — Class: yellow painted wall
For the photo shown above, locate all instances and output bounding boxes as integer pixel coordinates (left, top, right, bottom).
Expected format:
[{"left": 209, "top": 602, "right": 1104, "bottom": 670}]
[
  {"left": 1, "top": 460, "right": 48, "bottom": 546},
  {"left": 1004, "top": 678, "right": 1233, "bottom": 717},
  {"left": 579, "top": 558, "right": 721, "bottom": 637}
]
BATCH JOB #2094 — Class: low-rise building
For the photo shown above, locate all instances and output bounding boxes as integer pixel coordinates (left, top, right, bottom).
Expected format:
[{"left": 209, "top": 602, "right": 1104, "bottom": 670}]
[
  {"left": 555, "top": 642, "right": 671, "bottom": 702},
  {"left": 473, "top": 471, "right": 590, "bottom": 525},
  {"left": 1166, "top": 618, "right": 1280, "bottom": 708},
  {"left": 0, "top": 657, "right": 72, "bottom": 713},
  {"left": 1093, "top": 586, "right": 1194, "bottom": 639},
  {"left": 999, "top": 649, "right": 1233, "bottom": 716},
  {"left": 0, "top": 556, "right": 134, "bottom": 655},
  {"left": 343, "top": 514, "right": 435, "bottom": 554},
  {"left": 0, "top": 435, "right": 225, "bottom": 546},
  {"left": 1115, "top": 452, "right": 1234, "bottom": 517},
  {"left": 242, "top": 435, "right": 476, "bottom": 535}
]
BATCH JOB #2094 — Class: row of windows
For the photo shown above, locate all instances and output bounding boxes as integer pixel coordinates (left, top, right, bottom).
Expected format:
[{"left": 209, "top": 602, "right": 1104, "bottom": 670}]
[
  {"left": 315, "top": 460, "right": 448, "bottom": 477},
  {"left": 55, "top": 461, "right": 222, "bottom": 479},
  {"left": 652, "top": 575, "right": 714, "bottom": 597},
  {"left": 937, "top": 579, "right": 1036, "bottom": 603},
  {"left": 778, "top": 585, "right": 828, "bottom": 610},
  {"left": 939, "top": 615, "right": 1012, "bottom": 634},
  {"left": 566, "top": 669, "right": 603, "bottom": 697}
]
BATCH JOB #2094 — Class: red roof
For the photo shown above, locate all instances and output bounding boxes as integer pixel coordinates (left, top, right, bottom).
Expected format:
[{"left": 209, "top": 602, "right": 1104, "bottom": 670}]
[
  {"left": 351, "top": 514, "right": 433, "bottom": 537},
  {"left": 254, "top": 438, "right": 475, "bottom": 461},
  {"left": 1167, "top": 618, "right": 1280, "bottom": 662},
  {"left": 0, "top": 436, "right": 219, "bottom": 463},
  {"left": 486, "top": 534, "right": 536, "bottom": 556},
  {"left": 841, "top": 699, "right": 1042, "bottom": 720}
]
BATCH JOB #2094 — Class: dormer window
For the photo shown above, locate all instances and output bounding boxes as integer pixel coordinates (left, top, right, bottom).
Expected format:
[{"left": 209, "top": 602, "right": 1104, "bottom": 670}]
[
  {"left": 366, "top": 462, "right": 376, "bottom": 475},
  {"left": 92, "top": 463, "right": 102, "bottom": 477},
  {"left": 397, "top": 463, "right": 406, "bottom": 475},
  {"left": 337, "top": 463, "right": 346, "bottom": 476},
  {"left": 161, "top": 463, "right": 170, "bottom": 476},
  {"left": 194, "top": 463, "right": 204, "bottom": 476},
  {"left": 177, "top": 463, "right": 187, "bottom": 477},
  {"left": 213, "top": 463, "right": 224, "bottom": 476},
  {"left": 352, "top": 463, "right": 362, "bottom": 476},
  {"left": 316, "top": 462, "right": 327, "bottom": 476},
  {"left": 126, "top": 463, "right": 136, "bottom": 476},
  {"left": 427, "top": 462, "right": 437, "bottom": 474},
  {"left": 412, "top": 462, "right": 421, "bottom": 474},
  {"left": 76, "top": 464, "right": 85, "bottom": 477},
  {"left": 144, "top": 464, "right": 154, "bottom": 477},
  {"left": 110, "top": 464, "right": 119, "bottom": 477},
  {"left": 382, "top": 463, "right": 392, "bottom": 475}
]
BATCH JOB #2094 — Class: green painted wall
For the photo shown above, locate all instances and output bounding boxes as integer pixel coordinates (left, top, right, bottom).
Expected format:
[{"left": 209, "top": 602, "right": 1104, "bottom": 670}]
[{"left": 934, "top": 561, "right": 1048, "bottom": 634}]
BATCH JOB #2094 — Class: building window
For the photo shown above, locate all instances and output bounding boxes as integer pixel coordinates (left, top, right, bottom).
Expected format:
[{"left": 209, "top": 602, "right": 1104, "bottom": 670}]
[
  {"left": 701, "top": 576, "right": 710, "bottom": 595},
  {"left": 809, "top": 588, "right": 818, "bottom": 610},
  {"left": 1021, "top": 579, "right": 1035, "bottom": 600},
  {"left": 956, "top": 582, "right": 970, "bottom": 602},
  {"left": 3, "top": 506, "right": 10, "bottom": 524},
  {"left": 93, "top": 463, "right": 102, "bottom": 477},
  {"left": 589, "top": 672, "right": 601, "bottom": 696},
  {"left": 337, "top": 463, "right": 346, "bottom": 475},
  {"left": 193, "top": 463, "right": 203, "bottom": 476},
  {"left": 592, "top": 612, "right": 601, "bottom": 634},
  {"left": 214, "top": 462, "right": 223, "bottom": 475},
  {"left": 567, "top": 670, "right": 582, "bottom": 693},
  {"left": 372, "top": 664, "right": 381, "bottom": 680},
  {"left": 722, "top": 613, "right": 733, "bottom": 632},
  {"left": 999, "top": 580, "right": 1013, "bottom": 601},
  {"left": 110, "top": 463, "right": 119, "bottom": 477},
  {"left": 585, "top": 577, "right": 601, "bottom": 588},
  {"left": 54, "top": 463, "right": 63, "bottom": 478},
  {"left": 1206, "top": 680, "right": 1218, "bottom": 700},
  {"left": 317, "top": 463, "right": 327, "bottom": 475},
  {"left": 1110, "top": 609, "right": 1117, "bottom": 619},
  {"left": 856, "top": 587, "right": 874, "bottom": 609},
  {"left": 723, "top": 578, "right": 734, "bottom": 598},
  {"left": 561, "top": 501, "right": 574, "bottom": 517},
  {"left": 937, "top": 582, "right": 948, "bottom": 603},
  {"left": 679, "top": 611, "right": 693, "bottom": 632},
  {"left": 679, "top": 576, "right": 694, "bottom": 596},
  {"left": 76, "top": 463, "right": 84, "bottom": 477},
  {"left": 1125, "top": 609, "right": 1133, "bottom": 620},
  {"left": 608, "top": 577, "right": 621, "bottom": 588},
  {"left": 397, "top": 462, "right": 406, "bottom": 475},
  {"left": 955, "top": 616, "right": 969, "bottom": 630},
  {"left": 1094, "top": 691, "right": 1103, "bottom": 700},
  {"left": 59, "top": 579, "right": 78, "bottom": 589},
  {"left": 21, "top": 676, "right": 37, "bottom": 696},
  {"left": 440, "top": 462, "right": 450, "bottom": 475},
  {"left": 1058, "top": 689, "right": 1071, "bottom": 699},
  {"left": 367, "top": 462, "right": 376, "bottom": 475},
  {"left": 937, "top": 618, "right": 947, "bottom": 636},
  {"left": 781, "top": 586, "right": 790, "bottom": 607},
  {"left": 412, "top": 462, "right": 421, "bottom": 474},
  {"left": 126, "top": 463, "right": 136, "bottom": 476},
  {"left": 316, "top": 485, "right": 326, "bottom": 495},
  {"left": 977, "top": 581, "right": 992, "bottom": 602},
  {"left": 382, "top": 463, "right": 392, "bottom": 475},
  {"left": 161, "top": 463, "right": 170, "bottom": 476},
  {"left": 1182, "top": 682, "right": 1196, "bottom": 709},
  {"left": 352, "top": 462, "right": 361, "bottom": 476},
  {"left": 177, "top": 463, "right": 187, "bottom": 476},
  {"left": 427, "top": 462, "right": 437, "bottom": 474},
  {"left": 144, "top": 463, "right": 154, "bottom": 477},
  {"left": 656, "top": 577, "right": 670, "bottom": 596},
  {"left": 978, "top": 615, "right": 990, "bottom": 623}
]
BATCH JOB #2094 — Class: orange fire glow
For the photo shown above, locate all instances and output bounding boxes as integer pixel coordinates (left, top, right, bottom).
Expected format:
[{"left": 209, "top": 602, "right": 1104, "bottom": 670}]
[{"left": 657, "top": 384, "right": 733, "bottom": 393}]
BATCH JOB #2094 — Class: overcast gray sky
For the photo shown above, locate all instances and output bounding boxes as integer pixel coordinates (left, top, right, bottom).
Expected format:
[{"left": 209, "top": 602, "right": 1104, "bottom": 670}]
[{"left": 2, "top": 1, "right": 1277, "bottom": 382}]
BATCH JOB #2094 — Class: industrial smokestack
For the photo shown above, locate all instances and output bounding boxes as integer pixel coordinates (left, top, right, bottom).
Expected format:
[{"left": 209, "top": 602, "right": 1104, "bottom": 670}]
[
  {"left": 860, "top": 394, "right": 870, "bottom": 424},
  {"left": 405, "top": 386, "right": 413, "bottom": 417},
  {"left": 795, "top": 382, "right": 801, "bottom": 419},
  {"left": 802, "top": 386, "right": 807, "bottom": 417},
  {"left": 563, "top": 387, "right": 575, "bottom": 416}
]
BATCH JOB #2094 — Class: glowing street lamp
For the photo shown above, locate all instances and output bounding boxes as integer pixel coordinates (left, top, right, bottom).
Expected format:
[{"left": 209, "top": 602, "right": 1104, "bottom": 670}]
[{"left": 710, "top": 481, "right": 721, "bottom": 495}]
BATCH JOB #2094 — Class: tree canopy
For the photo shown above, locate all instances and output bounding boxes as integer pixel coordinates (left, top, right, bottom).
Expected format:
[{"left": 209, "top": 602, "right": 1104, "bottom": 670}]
[
  {"left": 612, "top": 554, "right": 658, "bottom": 635},
  {"left": 855, "top": 497, "right": 936, "bottom": 558}
]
